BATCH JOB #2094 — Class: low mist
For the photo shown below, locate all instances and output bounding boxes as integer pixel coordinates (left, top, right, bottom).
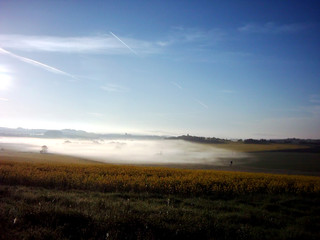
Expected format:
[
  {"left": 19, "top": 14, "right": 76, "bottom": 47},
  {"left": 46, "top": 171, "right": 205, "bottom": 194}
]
[{"left": 0, "top": 137, "right": 250, "bottom": 165}]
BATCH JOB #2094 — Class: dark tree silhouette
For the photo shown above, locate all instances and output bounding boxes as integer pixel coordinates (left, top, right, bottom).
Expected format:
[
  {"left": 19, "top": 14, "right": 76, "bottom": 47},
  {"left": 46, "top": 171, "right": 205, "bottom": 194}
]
[{"left": 40, "top": 145, "right": 48, "bottom": 154}]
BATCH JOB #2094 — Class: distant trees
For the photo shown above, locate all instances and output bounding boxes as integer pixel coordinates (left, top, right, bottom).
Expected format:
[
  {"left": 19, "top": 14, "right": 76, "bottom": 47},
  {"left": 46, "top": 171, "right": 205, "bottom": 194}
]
[
  {"left": 165, "top": 134, "right": 320, "bottom": 146},
  {"left": 244, "top": 139, "right": 268, "bottom": 144},
  {"left": 167, "top": 135, "right": 229, "bottom": 144},
  {"left": 44, "top": 130, "right": 63, "bottom": 138},
  {"left": 167, "top": 135, "right": 320, "bottom": 145},
  {"left": 40, "top": 145, "right": 48, "bottom": 154}
]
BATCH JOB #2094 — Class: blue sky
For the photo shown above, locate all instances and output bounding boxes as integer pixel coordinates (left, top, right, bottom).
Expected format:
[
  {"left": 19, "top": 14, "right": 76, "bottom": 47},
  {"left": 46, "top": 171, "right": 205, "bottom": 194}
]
[{"left": 0, "top": 0, "right": 319, "bottom": 138}]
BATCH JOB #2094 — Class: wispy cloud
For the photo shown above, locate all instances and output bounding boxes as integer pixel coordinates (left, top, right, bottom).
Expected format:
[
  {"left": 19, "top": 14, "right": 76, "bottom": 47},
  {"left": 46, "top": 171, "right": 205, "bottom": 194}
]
[
  {"left": 220, "top": 89, "right": 235, "bottom": 94},
  {"left": 87, "top": 112, "right": 104, "bottom": 117},
  {"left": 238, "top": 22, "right": 310, "bottom": 34},
  {"left": 101, "top": 84, "right": 128, "bottom": 93},
  {"left": 0, "top": 34, "right": 160, "bottom": 55},
  {"left": 308, "top": 105, "right": 320, "bottom": 116},
  {"left": 0, "top": 47, "right": 76, "bottom": 79},
  {"left": 281, "top": 104, "right": 320, "bottom": 118},
  {"left": 156, "top": 41, "right": 171, "bottom": 47},
  {"left": 157, "top": 27, "right": 225, "bottom": 47},
  {"left": 0, "top": 97, "right": 9, "bottom": 101},
  {"left": 309, "top": 94, "right": 320, "bottom": 104},
  {"left": 172, "top": 26, "right": 208, "bottom": 42},
  {"left": 298, "top": 105, "right": 320, "bottom": 117}
]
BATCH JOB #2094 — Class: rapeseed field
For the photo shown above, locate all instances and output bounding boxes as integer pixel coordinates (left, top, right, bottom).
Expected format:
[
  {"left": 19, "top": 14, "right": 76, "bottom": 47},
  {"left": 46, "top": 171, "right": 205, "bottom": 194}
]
[{"left": 1, "top": 160, "right": 319, "bottom": 195}]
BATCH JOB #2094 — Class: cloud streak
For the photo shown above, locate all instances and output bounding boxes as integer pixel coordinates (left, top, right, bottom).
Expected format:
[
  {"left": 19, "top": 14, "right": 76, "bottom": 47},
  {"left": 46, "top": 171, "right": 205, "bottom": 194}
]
[
  {"left": 0, "top": 47, "right": 76, "bottom": 79},
  {"left": 220, "top": 89, "right": 235, "bottom": 94},
  {"left": 0, "top": 98, "right": 8, "bottom": 101},
  {"left": 158, "top": 27, "right": 225, "bottom": 47},
  {"left": 238, "top": 22, "right": 309, "bottom": 34},
  {"left": 87, "top": 112, "right": 105, "bottom": 117},
  {"left": 101, "top": 84, "right": 128, "bottom": 93},
  {"left": 0, "top": 34, "right": 159, "bottom": 55},
  {"left": 309, "top": 94, "right": 320, "bottom": 104}
]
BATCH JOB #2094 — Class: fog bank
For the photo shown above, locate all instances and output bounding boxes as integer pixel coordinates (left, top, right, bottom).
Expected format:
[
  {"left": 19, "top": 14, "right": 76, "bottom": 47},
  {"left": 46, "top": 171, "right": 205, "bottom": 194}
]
[{"left": 0, "top": 137, "right": 250, "bottom": 165}]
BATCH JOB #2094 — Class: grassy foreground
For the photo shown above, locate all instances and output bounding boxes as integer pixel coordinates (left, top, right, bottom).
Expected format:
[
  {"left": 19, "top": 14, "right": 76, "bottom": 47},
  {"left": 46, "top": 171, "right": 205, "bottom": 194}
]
[
  {"left": 1, "top": 185, "right": 320, "bottom": 240},
  {"left": 1, "top": 153, "right": 320, "bottom": 239}
]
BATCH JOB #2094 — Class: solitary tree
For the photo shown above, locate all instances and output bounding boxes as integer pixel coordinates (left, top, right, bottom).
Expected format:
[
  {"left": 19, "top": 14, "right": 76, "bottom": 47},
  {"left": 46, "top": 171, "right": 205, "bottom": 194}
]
[{"left": 40, "top": 145, "right": 48, "bottom": 154}]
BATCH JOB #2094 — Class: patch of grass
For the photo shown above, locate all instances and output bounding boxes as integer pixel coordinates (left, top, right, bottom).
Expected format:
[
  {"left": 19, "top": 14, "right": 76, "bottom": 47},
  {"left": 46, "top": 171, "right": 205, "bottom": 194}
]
[
  {"left": 242, "top": 152, "right": 320, "bottom": 172},
  {"left": 1, "top": 185, "right": 320, "bottom": 240},
  {"left": 212, "top": 143, "right": 309, "bottom": 153},
  {"left": 0, "top": 151, "right": 96, "bottom": 164},
  {"left": 211, "top": 143, "right": 320, "bottom": 174}
]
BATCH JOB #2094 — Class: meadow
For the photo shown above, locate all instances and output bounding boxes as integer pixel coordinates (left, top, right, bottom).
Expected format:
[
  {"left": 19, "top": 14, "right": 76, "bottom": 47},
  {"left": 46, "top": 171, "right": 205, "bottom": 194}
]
[
  {"left": 1, "top": 143, "right": 320, "bottom": 239},
  {"left": 213, "top": 142, "right": 320, "bottom": 175}
]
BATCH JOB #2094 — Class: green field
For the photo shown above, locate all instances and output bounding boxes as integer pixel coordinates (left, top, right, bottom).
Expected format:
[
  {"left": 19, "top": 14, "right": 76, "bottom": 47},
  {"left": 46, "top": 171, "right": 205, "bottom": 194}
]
[
  {"left": 214, "top": 143, "right": 320, "bottom": 175},
  {"left": 213, "top": 142, "right": 310, "bottom": 152},
  {"left": 242, "top": 152, "right": 320, "bottom": 172},
  {"left": 1, "top": 185, "right": 319, "bottom": 240}
]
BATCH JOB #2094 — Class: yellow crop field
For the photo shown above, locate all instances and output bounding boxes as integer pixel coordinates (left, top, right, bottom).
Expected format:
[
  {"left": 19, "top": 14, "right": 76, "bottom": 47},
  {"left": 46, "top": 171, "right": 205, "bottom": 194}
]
[{"left": 1, "top": 160, "right": 319, "bottom": 195}]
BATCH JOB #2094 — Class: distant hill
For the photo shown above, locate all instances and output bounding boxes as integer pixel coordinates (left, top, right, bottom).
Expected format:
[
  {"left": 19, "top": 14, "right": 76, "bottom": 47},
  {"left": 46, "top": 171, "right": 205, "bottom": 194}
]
[
  {"left": 1, "top": 127, "right": 319, "bottom": 144},
  {"left": 166, "top": 135, "right": 229, "bottom": 144},
  {"left": 0, "top": 127, "right": 163, "bottom": 140},
  {"left": 167, "top": 134, "right": 320, "bottom": 145},
  {"left": 242, "top": 138, "right": 320, "bottom": 145}
]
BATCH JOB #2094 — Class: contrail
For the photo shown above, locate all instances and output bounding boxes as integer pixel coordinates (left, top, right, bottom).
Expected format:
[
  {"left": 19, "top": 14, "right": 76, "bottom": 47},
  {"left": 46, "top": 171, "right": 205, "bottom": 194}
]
[
  {"left": 193, "top": 98, "right": 209, "bottom": 109},
  {"left": 170, "top": 81, "right": 208, "bottom": 109},
  {"left": 0, "top": 47, "right": 76, "bottom": 80},
  {"left": 110, "top": 32, "right": 138, "bottom": 56},
  {"left": 171, "top": 81, "right": 183, "bottom": 90}
]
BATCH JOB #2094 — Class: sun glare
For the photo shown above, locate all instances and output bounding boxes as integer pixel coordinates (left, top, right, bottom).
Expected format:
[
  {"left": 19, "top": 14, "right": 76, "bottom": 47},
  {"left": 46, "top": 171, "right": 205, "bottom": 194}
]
[{"left": 0, "top": 73, "right": 11, "bottom": 90}]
